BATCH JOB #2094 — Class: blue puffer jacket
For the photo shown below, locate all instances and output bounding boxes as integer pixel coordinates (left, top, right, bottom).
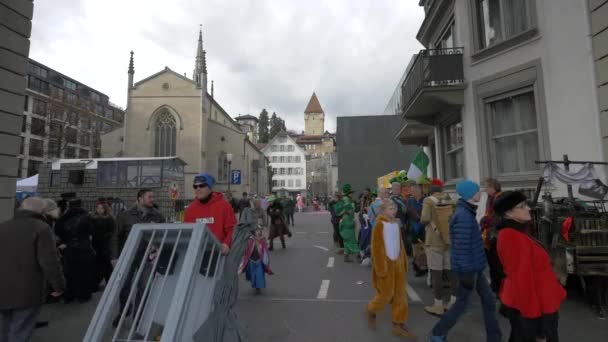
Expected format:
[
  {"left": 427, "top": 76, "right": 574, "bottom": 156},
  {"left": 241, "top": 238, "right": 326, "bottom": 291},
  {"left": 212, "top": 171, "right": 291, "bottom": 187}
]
[{"left": 450, "top": 199, "right": 486, "bottom": 273}]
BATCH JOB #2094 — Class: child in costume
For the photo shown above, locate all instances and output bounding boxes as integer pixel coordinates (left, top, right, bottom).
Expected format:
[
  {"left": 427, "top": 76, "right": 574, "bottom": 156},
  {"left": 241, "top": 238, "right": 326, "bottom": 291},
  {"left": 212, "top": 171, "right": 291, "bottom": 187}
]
[
  {"left": 367, "top": 200, "right": 416, "bottom": 340},
  {"left": 239, "top": 226, "right": 273, "bottom": 294}
]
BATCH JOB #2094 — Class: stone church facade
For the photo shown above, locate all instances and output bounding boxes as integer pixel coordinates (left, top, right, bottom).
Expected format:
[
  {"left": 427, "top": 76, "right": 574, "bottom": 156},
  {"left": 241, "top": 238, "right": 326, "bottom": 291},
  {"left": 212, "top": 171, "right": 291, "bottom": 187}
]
[{"left": 102, "top": 30, "right": 270, "bottom": 198}]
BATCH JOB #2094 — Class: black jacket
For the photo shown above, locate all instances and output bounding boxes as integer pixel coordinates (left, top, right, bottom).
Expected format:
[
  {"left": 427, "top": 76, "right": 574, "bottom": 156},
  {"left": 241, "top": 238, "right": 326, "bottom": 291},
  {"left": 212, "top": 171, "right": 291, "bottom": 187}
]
[
  {"left": 112, "top": 205, "right": 165, "bottom": 259},
  {"left": 54, "top": 207, "right": 94, "bottom": 245}
]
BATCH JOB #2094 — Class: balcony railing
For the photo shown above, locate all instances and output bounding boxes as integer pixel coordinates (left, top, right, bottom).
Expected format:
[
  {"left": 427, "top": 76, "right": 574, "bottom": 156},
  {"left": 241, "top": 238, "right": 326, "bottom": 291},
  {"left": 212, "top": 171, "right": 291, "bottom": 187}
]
[{"left": 401, "top": 48, "right": 464, "bottom": 115}]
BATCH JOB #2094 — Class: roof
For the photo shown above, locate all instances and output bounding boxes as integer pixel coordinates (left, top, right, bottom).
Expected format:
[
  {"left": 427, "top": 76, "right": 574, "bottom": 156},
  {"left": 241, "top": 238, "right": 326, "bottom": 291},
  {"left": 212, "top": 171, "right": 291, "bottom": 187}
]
[
  {"left": 256, "top": 144, "right": 267, "bottom": 150},
  {"left": 235, "top": 114, "right": 259, "bottom": 122},
  {"left": 50, "top": 156, "right": 187, "bottom": 170},
  {"left": 304, "top": 92, "right": 324, "bottom": 114}
]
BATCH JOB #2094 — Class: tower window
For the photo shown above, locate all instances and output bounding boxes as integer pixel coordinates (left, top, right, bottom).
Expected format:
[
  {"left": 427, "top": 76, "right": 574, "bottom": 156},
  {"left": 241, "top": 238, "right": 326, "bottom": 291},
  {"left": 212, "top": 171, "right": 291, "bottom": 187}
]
[{"left": 154, "top": 110, "right": 177, "bottom": 157}]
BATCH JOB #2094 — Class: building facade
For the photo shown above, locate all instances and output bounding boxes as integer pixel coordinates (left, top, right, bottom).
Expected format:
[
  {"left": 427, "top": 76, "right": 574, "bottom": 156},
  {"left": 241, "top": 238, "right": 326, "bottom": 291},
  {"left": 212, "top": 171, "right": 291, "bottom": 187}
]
[
  {"left": 103, "top": 30, "right": 269, "bottom": 198},
  {"left": 337, "top": 115, "right": 418, "bottom": 197},
  {"left": 293, "top": 93, "right": 336, "bottom": 159},
  {"left": 262, "top": 132, "right": 307, "bottom": 196},
  {"left": 19, "top": 59, "right": 125, "bottom": 179},
  {"left": 589, "top": 0, "right": 608, "bottom": 162},
  {"left": 0, "top": 0, "right": 34, "bottom": 221},
  {"left": 235, "top": 114, "right": 259, "bottom": 144},
  {"left": 396, "top": 0, "right": 606, "bottom": 195}
]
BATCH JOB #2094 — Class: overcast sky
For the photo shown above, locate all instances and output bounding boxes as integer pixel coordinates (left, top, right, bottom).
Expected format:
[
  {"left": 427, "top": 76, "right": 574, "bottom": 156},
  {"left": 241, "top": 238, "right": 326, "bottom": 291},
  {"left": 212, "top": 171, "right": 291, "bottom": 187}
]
[{"left": 30, "top": 0, "right": 424, "bottom": 133}]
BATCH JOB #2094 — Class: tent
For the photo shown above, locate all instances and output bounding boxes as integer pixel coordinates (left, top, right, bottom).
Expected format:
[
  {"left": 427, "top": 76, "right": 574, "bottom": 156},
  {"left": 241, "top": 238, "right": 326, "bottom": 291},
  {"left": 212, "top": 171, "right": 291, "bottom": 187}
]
[{"left": 16, "top": 174, "right": 38, "bottom": 192}]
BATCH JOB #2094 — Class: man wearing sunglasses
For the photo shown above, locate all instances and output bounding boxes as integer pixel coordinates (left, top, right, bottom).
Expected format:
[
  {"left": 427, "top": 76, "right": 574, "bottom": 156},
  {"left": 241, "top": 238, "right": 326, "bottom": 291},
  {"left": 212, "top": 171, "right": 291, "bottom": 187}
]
[{"left": 184, "top": 173, "right": 236, "bottom": 255}]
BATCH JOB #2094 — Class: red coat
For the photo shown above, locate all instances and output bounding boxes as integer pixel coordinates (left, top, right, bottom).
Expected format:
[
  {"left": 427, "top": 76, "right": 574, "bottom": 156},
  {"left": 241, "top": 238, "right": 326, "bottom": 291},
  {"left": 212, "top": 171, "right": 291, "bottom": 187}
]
[
  {"left": 497, "top": 228, "right": 566, "bottom": 318},
  {"left": 184, "top": 192, "right": 237, "bottom": 246}
]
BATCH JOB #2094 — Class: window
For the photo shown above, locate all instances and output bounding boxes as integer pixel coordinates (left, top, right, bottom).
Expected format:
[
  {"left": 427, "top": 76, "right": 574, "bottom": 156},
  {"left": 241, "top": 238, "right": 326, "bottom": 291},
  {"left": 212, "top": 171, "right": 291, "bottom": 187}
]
[
  {"left": 272, "top": 168, "right": 278, "bottom": 174},
  {"left": 32, "top": 99, "right": 47, "bottom": 116},
  {"left": 90, "top": 92, "right": 101, "bottom": 102},
  {"left": 295, "top": 156, "right": 301, "bottom": 163},
  {"left": 66, "top": 93, "right": 77, "bottom": 103},
  {"left": 287, "top": 145, "right": 295, "bottom": 152},
  {"left": 28, "top": 139, "right": 43, "bottom": 157},
  {"left": 27, "top": 160, "right": 41, "bottom": 177},
  {"left": 63, "top": 78, "right": 77, "bottom": 91},
  {"left": 154, "top": 110, "right": 177, "bottom": 157},
  {"left": 21, "top": 115, "right": 27, "bottom": 132},
  {"left": 295, "top": 167, "right": 303, "bottom": 175},
  {"left": 476, "top": 0, "right": 530, "bottom": 49},
  {"left": 95, "top": 104, "right": 103, "bottom": 115},
  {"left": 436, "top": 20, "right": 455, "bottom": 49},
  {"left": 271, "top": 145, "right": 278, "bottom": 152},
  {"left": 80, "top": 133, "right": 90, "bottom": 146},
  {"left": 30, "top": 118, "right": 46, "bottom": 137},
  {"left": 48, "top": 140, "right": 60, "bottom": 158},
  {"left": 19, "top": 137, "right": 24, "bottom": 155},
  {"left": 65, "top": 127, "right": 77, "bottom": 144},
  {"left": 279, "top": 168, "right": 285, "bottom": 175},
  {"left": 488, "top": 92, "right": 539, "bottom": 175},
  {"left": 80, "top": 117, "right": 90, "bottom": 130},
  {"left": 29, "top": 63, "right": 48, "bottom": 78},
  {"left": 296, "top": 179, "right": 302, "bottom": 187},
  {"left": 280, "top": 180, "right": 285, "bottom": 187},
  {"left": 272, "top": 156, "right": 278, "bottom": 163},
  {"left": 217, "top": 152, "right": 229, "bottom": 182},
  {"left": 50, "top": 171, "right": 61, "bottom": 187},
  {"left": 97, "top": 160, "right": 163, "bottom": 187},
  {"left": 280, "top": 145, "right": 286, "bottom": 152},
  {"left": 288, "top": 179, "right": 294, "bottom": 187},
  {"left": 444, "top": 121, "right": 464, "bottom": 180},
  {"left": 288, "top": 168, "right": 293, "bottom": 175},
  {"left": 28, "top": 76, "right": 49, "bottom": 94},
  {"left": 52, "top": 86, "right": 63, "bottom": 99},
  {"left": 66, "top": 146, "right": 76, "bottom": 158},
  {"left": 279, "top": 156, "right": 286, "bottom": 163},
  {"left": 272, "top": 179, "right": 278, "bottom": 187},
  {"left": 79, "top": 148, "right": 89, "bottom": 158},
  {"left": 68, "top": 112, "right": 79, "bottom": 126},
  {"left": 24, "top": 96, "right": 29, "bottom": 111}
]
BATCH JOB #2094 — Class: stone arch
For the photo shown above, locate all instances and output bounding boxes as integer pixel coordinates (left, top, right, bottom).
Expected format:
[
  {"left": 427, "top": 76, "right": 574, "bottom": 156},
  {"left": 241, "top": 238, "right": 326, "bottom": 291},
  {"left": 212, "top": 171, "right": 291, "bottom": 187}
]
[
  {"left": 147, "top": 105, "right": 183, "bottom": 157},
  {"left": 146, "top": 105, "right": 184, "bottom": 131}
]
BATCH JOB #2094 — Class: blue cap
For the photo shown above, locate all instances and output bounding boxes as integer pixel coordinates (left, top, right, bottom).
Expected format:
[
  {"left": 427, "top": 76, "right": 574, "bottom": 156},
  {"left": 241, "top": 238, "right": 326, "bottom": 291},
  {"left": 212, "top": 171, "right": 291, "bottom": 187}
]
[
  {"left": 456, "top": 179, "right": 480, "bottom": 201},
  {"left": 193, "top": 173, "right": 215, "bottom": 189}
]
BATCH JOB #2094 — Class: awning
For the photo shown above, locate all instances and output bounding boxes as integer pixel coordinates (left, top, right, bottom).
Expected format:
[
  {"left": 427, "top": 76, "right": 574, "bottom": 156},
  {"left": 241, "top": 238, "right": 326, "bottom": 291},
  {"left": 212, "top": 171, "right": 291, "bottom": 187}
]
[{"left": 16, "top": 174, "right": 38, "bottom": 192}]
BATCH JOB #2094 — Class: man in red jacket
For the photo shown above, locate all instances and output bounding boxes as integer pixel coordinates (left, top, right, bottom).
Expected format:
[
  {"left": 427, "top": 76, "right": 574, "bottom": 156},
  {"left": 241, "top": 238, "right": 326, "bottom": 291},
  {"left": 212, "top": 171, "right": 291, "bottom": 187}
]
[{"left": 184, "top": 173, "right": 236, "bottom": 255}]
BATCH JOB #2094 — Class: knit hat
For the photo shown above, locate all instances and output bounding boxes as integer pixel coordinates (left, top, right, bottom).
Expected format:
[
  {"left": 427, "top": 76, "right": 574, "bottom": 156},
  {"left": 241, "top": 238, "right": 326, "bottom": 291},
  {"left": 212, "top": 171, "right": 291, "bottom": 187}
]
[
  {"left": 194, "top": 173, "right": 215, "bottom": 189},
  {"left": 430, "top": 178, "right": 444, "bottom": 193},
  {"left": 342, "top": 184, "right": 354, "bottom": 196},
  {"left": 493, "top": 191, "right": 527, "bottom": 216},
  {"left": 456, "top": 179, "right": 480, "bottom": 201}
]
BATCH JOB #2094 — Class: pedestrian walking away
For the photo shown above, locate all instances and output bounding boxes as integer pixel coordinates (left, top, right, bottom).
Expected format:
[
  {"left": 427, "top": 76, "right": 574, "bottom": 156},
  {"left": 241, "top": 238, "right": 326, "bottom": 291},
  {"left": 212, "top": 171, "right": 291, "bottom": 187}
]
[
  {"left": 367, "top": 200, "right": 416, "bottom": 340},
  {"left": 429, "top": 179, "right": 502, "bottom": 342},
  {"left": 266, "top": 195, "right": 291, "bottom": 250},
  {"left": 337, "top": 184, "right": 360, "bottom": 262},
  {"left": 283, "top": 196, "right": 296, "bottom": 227},
  {"left": 237, "top": 192, "right": 252, "bottom": 221},
  {"left": 0, "top": 197, "right": 66, "bottom": 342},
  {"left": 494, "top": 191, "right": 566, "bottom": 342}
]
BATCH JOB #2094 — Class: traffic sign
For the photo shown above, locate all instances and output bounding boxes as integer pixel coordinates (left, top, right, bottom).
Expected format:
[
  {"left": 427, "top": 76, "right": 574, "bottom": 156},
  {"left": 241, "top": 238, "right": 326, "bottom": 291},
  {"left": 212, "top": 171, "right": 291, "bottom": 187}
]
[{"left": 231, "top": 170, "right": 241, "bottom": 184}]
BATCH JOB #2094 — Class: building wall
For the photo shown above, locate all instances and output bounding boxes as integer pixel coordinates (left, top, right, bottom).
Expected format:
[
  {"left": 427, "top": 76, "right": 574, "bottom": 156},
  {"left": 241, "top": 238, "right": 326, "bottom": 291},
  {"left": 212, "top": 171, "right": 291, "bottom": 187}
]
[
  {"left": 337, "top": 115, "right": 419, "bottom": 197},
  {"left": 264, "top": 136, "right": 307, "bottom": 194},
  {"left": 589, "top": 0, "right": 608, "bottom": 163},
  {"left": 0, "top": 0, "right": 34, "bottom": 220},
  {"left": 304, "top": 112, "right": 325, "bottom": 136}
]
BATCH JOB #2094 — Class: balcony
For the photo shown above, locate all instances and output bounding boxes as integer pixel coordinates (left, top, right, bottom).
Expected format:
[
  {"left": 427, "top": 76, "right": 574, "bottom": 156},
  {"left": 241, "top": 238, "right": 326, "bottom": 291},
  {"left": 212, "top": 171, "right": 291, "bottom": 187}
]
[
  {"left": 400, "top": 48, "right": 465, "bottom": 124},
  {"left": 395, "top": 120, "right": 434, "bottom": 146}
]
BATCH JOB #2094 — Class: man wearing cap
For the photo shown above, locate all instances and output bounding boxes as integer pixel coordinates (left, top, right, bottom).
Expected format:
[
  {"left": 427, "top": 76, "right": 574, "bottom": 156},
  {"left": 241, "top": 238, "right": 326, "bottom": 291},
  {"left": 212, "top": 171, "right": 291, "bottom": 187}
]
[
  {"left": 429, "top": 179, "right": 502, "bottom": 342},
  {"left": 184, "top": 173, "right": 237, "bottom": 255}
]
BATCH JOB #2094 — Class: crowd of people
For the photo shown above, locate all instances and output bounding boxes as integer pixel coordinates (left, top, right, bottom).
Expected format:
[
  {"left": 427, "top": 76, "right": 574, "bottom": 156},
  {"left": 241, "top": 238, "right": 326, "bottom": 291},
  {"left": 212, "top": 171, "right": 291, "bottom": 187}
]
[{"left": 327, "top": 176, "right": 566, "bottom": 341}]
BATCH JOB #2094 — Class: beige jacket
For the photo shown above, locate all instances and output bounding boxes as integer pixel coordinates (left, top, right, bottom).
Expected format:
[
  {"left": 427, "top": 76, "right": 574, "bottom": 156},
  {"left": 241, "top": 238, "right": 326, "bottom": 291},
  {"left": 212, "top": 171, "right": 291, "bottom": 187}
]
[{"left": 420, "top": 193, "right": 453, "bottom": 248}]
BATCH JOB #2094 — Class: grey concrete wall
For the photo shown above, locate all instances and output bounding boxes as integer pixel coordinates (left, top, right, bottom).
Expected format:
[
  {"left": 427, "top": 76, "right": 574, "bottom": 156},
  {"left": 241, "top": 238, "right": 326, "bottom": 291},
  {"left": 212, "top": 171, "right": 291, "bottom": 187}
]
[
  {"left": 590, "top": 0, "right": 608, "bottom": 162},
  {"left": 0, "top": 0, "right": 34, "bottom": 220},
  {"left": 336, "top": 115, "right": 419, "bottom": 198}
]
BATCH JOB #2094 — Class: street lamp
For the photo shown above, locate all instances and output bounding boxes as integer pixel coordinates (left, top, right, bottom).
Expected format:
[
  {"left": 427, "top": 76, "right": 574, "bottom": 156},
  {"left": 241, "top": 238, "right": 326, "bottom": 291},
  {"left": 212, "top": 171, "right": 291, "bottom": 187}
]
[
  {"left": 227, "top": 153, "right": 233, "bottom": 193},
  {"left": 311, "top": 171, "right": 315, "bottom": 199}
]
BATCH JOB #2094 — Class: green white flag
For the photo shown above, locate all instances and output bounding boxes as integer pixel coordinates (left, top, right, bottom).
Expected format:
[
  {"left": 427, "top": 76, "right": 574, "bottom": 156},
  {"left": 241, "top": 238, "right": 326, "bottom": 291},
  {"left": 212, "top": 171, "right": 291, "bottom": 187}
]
[{"left": 407, "top": 150, "right": 430, "bottom": 180}]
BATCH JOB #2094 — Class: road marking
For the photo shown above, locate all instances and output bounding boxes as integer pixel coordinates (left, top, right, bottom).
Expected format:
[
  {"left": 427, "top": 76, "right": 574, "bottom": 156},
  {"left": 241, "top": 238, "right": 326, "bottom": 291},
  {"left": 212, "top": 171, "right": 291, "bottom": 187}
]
[
  {"left": 313, "top": 245, "right": 329, "bottom": 251},
  {"left": 326, "top": 257, "right": 335, "bottom": 268},
  {"left": 407, "top": 284, "right": 422, "bottom": 302},
  {"left": 317, "top": 280, "right": 330, "bottom": 299},
  {"left": 316, "top": 231, "right": 330, "bottom": 234},
  {"left": 295, "top": 232, "right": 307, "bottom": 234}
]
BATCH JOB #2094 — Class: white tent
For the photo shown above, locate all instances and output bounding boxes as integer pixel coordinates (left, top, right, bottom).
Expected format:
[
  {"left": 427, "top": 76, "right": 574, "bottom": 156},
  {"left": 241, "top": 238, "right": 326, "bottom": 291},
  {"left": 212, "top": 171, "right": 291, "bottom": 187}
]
[{"left": 16, "top": 174, "right": 38, "bottom": 192}]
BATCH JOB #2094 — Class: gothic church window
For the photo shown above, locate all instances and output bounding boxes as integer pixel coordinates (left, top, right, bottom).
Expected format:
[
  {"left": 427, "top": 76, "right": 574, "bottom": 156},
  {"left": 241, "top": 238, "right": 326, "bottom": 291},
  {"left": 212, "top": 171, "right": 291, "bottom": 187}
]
[{"left": 154, "top": 110, "right": 177, "bottom": 157}]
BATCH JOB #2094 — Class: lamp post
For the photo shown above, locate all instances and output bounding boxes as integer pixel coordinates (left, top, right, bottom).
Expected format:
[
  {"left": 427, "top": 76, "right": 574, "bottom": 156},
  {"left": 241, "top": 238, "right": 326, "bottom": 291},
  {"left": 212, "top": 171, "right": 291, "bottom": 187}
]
[
  {"left": 227, "top": 153, "right": 233, "bottom": 193},
  {"left": 311, "top": 171, "right": 315, "bottom": 199}
]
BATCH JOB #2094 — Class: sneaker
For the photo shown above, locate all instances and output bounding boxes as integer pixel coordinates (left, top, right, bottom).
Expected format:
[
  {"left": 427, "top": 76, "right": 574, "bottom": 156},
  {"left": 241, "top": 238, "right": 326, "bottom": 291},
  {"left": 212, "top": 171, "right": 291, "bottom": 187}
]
[
  {"left": 424, "top": 303, "right": 445, "bottom": 317},
  {"left": 392, "top": 323, "right": 416, "bottom": 340},
  {"left": 444, "top": 295, "right": 457, "bottom": 311},
  {"left": 335, "top": 249, "right": 345, "bottom": 255},
  {"left": 361, "top": 257, "right": 371, "bottom": 266}
]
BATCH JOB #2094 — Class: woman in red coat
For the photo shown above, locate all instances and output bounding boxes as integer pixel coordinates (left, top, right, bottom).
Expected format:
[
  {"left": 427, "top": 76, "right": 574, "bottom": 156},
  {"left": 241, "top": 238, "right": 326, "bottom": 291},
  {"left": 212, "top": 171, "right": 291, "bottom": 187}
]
[{"left": 494, "top": 191, "right": 566, "bottom": 342}]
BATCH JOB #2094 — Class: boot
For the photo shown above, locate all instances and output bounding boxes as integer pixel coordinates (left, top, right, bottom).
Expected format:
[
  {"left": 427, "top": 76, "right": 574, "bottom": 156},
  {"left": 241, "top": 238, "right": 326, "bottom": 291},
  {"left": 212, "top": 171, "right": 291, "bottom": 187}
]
[
  {"left": 444, "top": 295, "right": 457, "bottom": 311},
  {"left": 392, "top": 323, "right": 416, "bottom": 340},
  {"left": 268, "top": 240, "right": 274, "bottom": 251},
  {"left": 366, "top": 310, "right": 376, "bottom": 330},
  {"left": 335, "top": 248, "right": 344, "bottom": 255},
  {"left": 344, "top": 254, "right": 353, "bottom": 263},
  {"left": 424, "top": 299, "right": 445, "bottom": 316}
]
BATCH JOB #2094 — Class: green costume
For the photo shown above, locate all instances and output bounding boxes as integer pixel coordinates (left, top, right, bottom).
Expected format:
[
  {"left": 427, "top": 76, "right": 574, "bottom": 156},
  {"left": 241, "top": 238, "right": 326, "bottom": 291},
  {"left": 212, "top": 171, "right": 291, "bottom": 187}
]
[{"left": 337, "top": 184, "right": 360, "bottom": 255}]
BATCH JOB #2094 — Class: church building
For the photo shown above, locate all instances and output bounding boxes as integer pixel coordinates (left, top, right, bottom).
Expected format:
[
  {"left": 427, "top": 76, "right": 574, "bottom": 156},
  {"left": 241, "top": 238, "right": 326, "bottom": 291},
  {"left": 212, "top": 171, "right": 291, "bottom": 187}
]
[{"left": 102, "top": 29, "right": 270, "bottom": 198}]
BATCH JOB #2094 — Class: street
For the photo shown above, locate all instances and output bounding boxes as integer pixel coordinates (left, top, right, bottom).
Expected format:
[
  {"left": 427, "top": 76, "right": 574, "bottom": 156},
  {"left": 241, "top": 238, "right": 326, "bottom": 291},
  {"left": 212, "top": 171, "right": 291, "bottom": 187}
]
[{"left": 33, "top": 211, "right": 608, "bottom": 341}]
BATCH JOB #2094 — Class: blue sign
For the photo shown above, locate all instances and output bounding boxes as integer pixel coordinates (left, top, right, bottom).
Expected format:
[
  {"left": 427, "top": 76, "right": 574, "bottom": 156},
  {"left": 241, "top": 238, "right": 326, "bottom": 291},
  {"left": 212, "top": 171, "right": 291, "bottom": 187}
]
[{"left": 231, "top": 170, "right": 241, "bottom": 184}]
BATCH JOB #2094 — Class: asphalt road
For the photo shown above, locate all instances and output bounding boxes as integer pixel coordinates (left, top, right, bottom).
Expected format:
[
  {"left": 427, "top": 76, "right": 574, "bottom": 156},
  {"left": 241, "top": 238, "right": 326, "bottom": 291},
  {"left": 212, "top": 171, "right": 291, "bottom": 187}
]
[{"left": 32, "top": 211, "right": 608, "bottom": 341}]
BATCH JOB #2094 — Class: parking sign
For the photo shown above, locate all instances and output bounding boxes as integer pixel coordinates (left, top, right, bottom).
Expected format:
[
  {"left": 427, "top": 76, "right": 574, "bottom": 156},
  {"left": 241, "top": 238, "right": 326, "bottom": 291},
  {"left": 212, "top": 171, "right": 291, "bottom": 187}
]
[{"left": 231, "top": 170, "right": 241, "bottom": 184}]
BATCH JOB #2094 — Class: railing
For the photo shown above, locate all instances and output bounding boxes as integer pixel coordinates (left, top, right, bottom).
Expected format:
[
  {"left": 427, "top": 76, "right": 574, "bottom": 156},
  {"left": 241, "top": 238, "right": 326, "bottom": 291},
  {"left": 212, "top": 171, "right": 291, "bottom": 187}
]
[
  {"left": 84, "top": 222, "right": 226, "bottom": 341},
  {"left": 400, "top": 47, "right": 464, "bottom": 114}
]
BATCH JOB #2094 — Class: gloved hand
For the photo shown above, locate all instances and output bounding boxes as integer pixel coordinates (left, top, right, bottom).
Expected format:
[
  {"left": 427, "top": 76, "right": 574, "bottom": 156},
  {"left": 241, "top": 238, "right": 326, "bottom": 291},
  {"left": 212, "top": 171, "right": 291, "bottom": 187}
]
[{"left": 459, "top": 273, "right": 475, "bottom": 290}]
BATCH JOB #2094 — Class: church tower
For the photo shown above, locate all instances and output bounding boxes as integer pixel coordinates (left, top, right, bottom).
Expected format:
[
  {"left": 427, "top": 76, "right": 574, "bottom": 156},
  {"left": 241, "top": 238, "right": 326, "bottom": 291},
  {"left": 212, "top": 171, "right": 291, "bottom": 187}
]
[
  {"left": 193, "top": 27, "right": 207, "bottom": 91},
  {"left": 304, "top": 92, "right": 325, "bottom": 136}
]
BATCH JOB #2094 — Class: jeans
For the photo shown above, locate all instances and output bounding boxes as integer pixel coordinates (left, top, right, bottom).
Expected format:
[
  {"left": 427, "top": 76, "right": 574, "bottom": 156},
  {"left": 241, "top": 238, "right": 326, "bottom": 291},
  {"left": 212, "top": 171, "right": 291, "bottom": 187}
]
[
  {"left": 432, "top": 271, "right": 502, "bottom": 342},
  {"left": 0, "top": 307, "right": 40, "bottom": 342}
]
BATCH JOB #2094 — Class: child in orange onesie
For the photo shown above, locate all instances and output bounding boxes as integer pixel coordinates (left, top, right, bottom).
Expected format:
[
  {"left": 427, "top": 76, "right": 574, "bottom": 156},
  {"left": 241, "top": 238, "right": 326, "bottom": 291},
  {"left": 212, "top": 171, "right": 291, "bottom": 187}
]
[{"left": 367, "top": 200, "right": 416, "bottom": 339}]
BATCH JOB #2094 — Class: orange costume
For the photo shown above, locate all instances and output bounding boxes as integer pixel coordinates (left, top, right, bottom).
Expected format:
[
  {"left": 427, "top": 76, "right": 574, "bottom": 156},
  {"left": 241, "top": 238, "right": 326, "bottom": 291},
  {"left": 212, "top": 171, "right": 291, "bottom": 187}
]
[{"left": 367, "top": 214, "right": 411, "bottom": 334}]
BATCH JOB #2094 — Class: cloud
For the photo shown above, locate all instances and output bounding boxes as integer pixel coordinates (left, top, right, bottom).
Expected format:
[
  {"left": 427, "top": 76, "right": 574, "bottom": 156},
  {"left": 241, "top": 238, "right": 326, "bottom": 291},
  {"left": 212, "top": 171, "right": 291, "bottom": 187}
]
[{"left": 30, "top": 0, "right": 424, "bottom": 132}]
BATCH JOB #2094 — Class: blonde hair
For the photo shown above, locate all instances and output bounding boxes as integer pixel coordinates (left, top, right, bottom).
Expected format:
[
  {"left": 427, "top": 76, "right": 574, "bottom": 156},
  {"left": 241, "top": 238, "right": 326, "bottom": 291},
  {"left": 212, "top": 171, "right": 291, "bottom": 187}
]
[{"left": 379, "top": 199, "right": 396, "bottom": 212}]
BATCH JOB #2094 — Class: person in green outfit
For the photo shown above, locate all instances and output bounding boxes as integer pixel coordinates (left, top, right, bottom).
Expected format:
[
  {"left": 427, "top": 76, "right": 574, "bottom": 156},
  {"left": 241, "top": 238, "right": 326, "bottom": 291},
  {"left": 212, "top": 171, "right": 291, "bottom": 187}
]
[{"left": 337, "top": 184, "right": 360, "bottom": 262}]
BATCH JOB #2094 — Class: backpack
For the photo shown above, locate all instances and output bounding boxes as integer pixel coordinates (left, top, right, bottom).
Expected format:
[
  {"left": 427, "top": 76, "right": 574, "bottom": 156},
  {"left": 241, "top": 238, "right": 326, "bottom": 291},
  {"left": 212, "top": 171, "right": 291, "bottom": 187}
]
[{"left": 429, "top": 197, "right": 455, "bottom": 245}]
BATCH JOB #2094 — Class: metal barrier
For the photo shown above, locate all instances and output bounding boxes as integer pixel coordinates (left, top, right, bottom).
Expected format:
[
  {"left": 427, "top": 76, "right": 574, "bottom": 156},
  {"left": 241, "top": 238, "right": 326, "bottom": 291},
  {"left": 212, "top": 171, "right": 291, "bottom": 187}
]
[{"left": 84, "top": 222, "right": 226, "bottom": 341}]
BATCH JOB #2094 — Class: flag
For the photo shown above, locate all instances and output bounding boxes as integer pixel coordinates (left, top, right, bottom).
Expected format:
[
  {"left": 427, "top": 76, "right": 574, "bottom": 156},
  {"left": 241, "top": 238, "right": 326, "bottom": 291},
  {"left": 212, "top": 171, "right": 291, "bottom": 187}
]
[{"left": 407, "top": 150, "right": 429, "bottom": 180}]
